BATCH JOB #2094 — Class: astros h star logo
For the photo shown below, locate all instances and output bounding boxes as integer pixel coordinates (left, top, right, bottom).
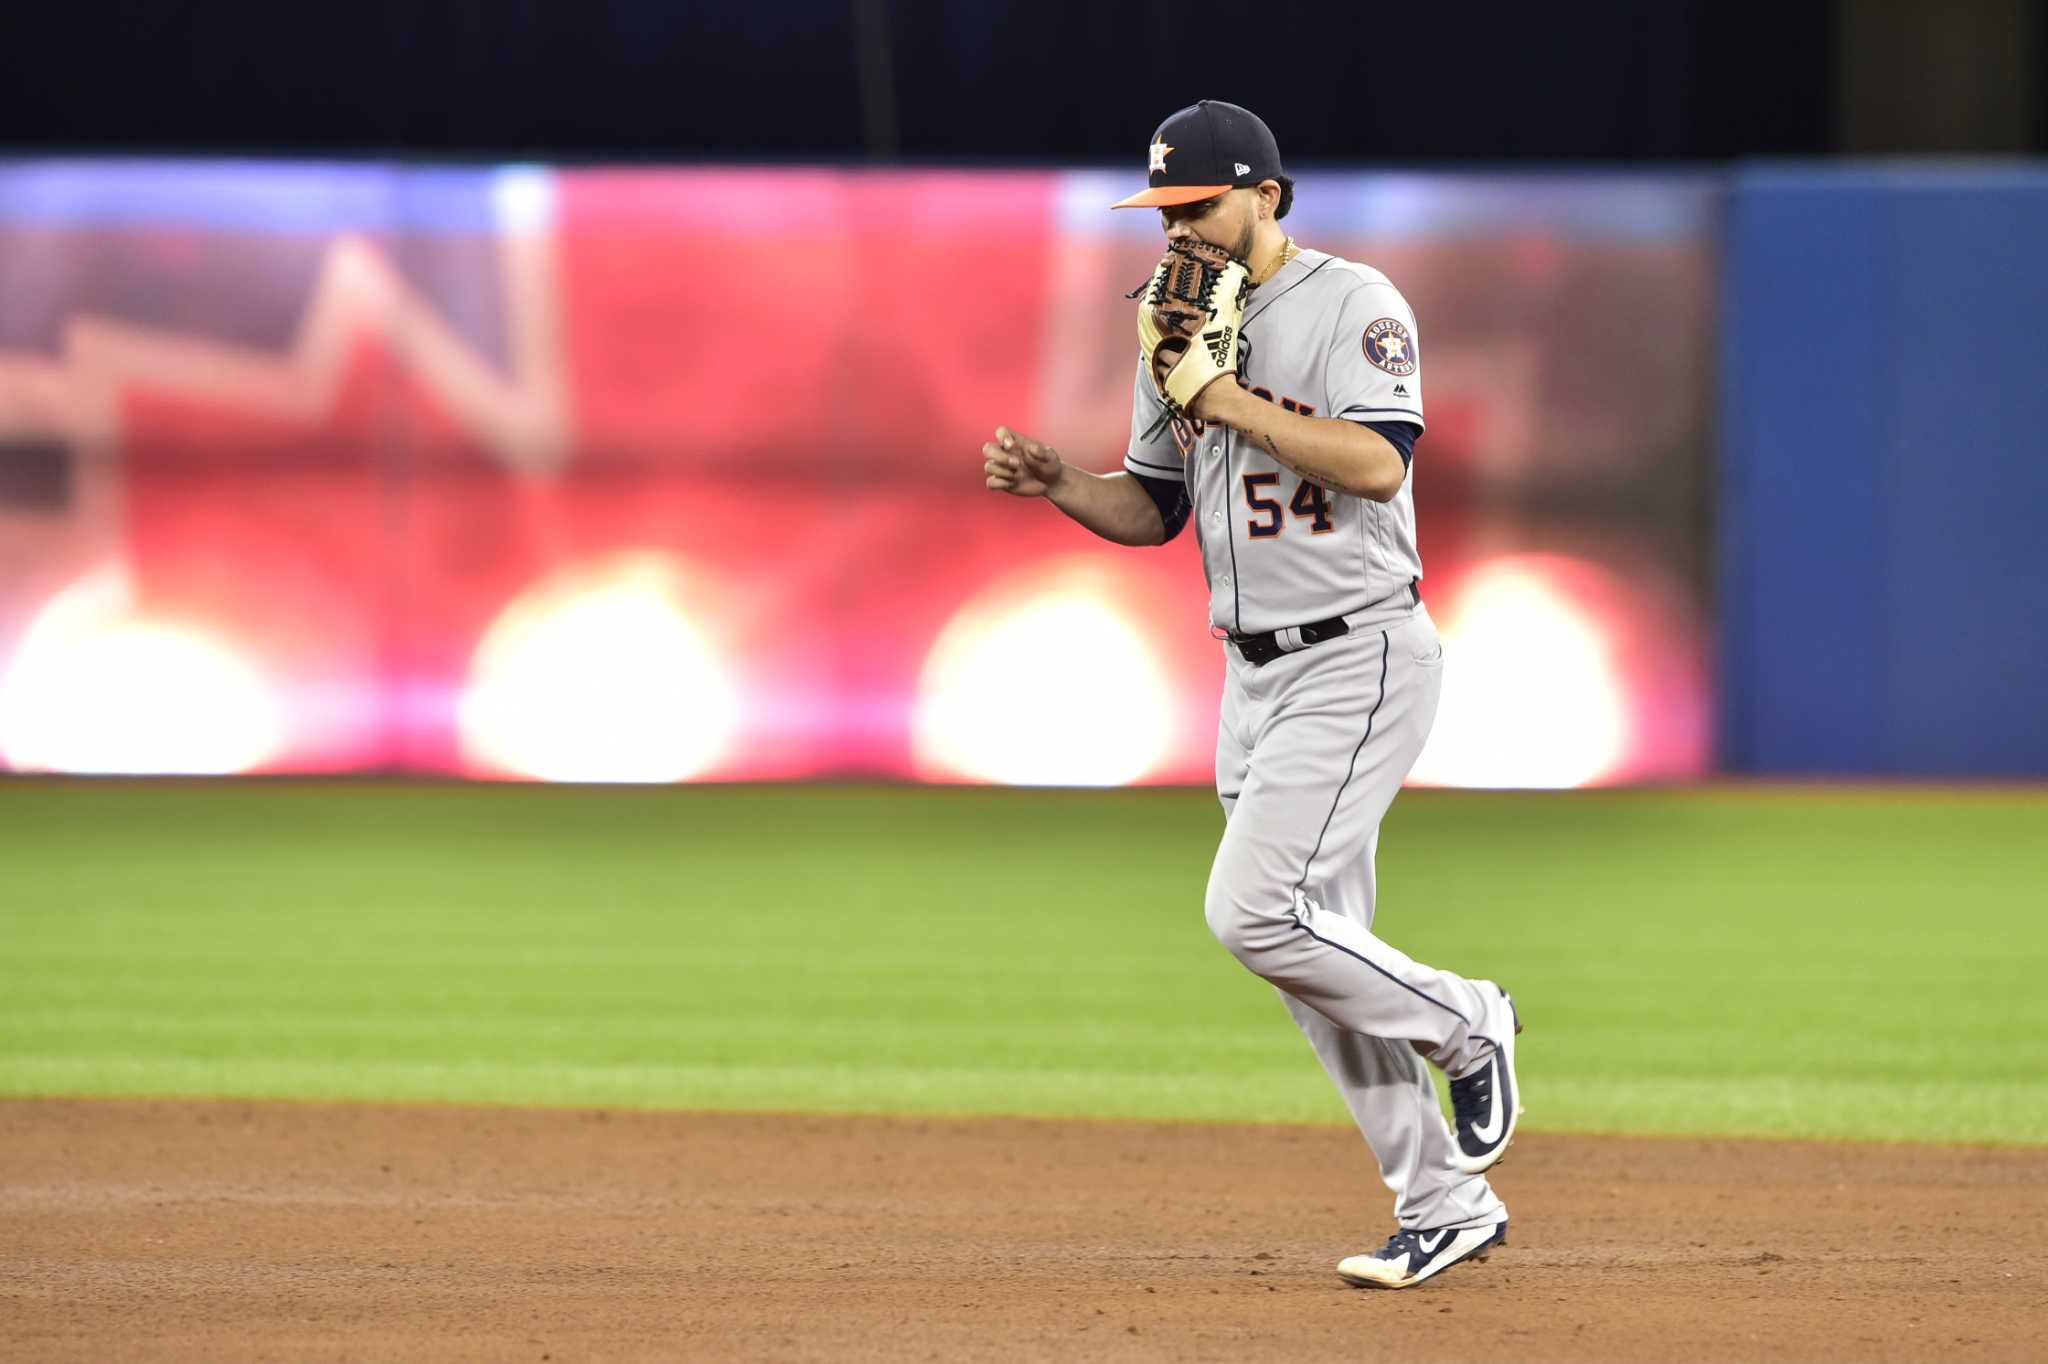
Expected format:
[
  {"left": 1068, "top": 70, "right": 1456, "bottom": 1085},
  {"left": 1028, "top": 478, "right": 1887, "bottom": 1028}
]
[
  {"left": 1148, "top": 141, "right": 1174, "bottom": 174},
  {"left": 1362, "top": 317, "right": 1419, "bottom": 377}
]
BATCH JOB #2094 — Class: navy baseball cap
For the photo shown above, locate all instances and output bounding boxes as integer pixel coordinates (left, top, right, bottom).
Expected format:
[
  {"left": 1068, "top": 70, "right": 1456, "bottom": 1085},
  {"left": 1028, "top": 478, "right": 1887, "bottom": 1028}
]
[{"left": 1111, "top": 100, "right": 1285, "bottom": 209}]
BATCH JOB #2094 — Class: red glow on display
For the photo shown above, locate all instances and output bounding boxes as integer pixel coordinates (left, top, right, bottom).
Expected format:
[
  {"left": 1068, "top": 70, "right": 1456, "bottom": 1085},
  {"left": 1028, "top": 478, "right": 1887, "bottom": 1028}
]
[{"left": 0, "top": 164, "right": 1714, "bottom": 785}]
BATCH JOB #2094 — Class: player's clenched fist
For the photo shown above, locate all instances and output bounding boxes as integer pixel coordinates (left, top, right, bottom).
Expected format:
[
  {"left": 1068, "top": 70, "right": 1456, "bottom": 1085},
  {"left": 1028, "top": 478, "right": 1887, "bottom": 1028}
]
[{"left": 982, "top": 425, "right": 1066, "bottom": 498}]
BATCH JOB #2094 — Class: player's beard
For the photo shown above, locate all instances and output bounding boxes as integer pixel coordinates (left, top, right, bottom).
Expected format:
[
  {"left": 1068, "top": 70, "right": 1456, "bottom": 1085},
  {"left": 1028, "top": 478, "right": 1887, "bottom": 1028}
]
[{"left": 1230, "top": 215, "right": 1256, "bottom": 265}]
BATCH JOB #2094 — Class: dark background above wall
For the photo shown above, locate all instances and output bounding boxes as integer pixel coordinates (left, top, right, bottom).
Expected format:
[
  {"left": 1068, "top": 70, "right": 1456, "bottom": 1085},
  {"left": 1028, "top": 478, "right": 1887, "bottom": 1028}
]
[{"left": 4, "top": 0, "right": 2040, "bottom": 162}]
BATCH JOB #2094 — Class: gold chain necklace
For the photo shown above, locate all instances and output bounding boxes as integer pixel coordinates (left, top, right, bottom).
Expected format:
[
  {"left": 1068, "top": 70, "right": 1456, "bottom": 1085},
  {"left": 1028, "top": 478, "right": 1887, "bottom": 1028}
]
[{"left": 1251, "top": 237, "right": 1299, "bottom": 287}]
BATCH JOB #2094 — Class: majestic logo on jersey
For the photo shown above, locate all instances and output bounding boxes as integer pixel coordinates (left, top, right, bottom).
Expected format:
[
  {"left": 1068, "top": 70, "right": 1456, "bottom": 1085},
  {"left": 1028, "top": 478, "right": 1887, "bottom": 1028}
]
[
  {"left": 1202, "top": 324, "right": 1235, "bottom": 366},
  {"left": 1149, "top": 141, "right": 1174, "bottom": 174},
  {"left": 1363, "top": 317, "right": 1418, "bottom": 376}
]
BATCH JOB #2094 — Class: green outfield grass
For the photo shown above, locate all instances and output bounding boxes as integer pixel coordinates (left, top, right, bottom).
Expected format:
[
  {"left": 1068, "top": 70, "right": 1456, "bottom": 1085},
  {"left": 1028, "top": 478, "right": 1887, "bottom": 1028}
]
[{"left": 1, "top": 780, "right": 2043, "bottom": 1144}]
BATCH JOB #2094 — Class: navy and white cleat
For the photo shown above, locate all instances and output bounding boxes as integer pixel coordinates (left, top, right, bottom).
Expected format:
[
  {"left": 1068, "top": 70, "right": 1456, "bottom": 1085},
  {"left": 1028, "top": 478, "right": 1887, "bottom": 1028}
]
[
  {"left": 1448, "top": 982, "right": 1523, "bottom": 1174},
  {"left": 1336, "top": 1221, "right": 1508, "bottom": 1290}
]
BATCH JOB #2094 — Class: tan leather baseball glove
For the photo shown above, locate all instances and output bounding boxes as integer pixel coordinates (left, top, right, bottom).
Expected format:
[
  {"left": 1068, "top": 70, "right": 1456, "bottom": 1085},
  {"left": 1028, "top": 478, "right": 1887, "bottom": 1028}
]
[{"left": 1136, "top": 239, "right": 1251, "bottom": 419}]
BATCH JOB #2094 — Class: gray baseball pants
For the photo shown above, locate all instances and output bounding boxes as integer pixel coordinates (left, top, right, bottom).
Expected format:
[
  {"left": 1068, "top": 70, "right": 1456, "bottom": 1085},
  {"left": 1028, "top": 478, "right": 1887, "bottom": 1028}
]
[{"left": 1211, "top": 601, "right": 1510, "bottom": 1231}]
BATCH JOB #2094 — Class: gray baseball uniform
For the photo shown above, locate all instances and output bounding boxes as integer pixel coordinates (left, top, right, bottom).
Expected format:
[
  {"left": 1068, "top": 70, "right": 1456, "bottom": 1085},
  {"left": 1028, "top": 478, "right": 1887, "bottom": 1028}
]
[{"left": 1126, "top": 249, "right": 1517, "bottom": 1232}]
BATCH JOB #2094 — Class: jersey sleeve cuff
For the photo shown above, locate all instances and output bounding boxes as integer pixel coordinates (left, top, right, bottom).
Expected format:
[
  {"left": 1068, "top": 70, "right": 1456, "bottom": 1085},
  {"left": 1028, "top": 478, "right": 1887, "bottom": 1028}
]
[
  {"left": 1338, "top": 406, "right": 1426, "bottom": 428},
  {"left": 1124, "top": 453, "right": 1186, "bottom": 481}
]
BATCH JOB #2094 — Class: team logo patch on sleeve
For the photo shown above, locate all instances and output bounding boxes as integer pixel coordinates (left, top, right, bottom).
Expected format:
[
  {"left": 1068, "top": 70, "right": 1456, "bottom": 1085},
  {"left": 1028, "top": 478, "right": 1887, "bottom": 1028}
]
[{"left": 1363, "top": 318, "right": 1418, "bottom": 376}]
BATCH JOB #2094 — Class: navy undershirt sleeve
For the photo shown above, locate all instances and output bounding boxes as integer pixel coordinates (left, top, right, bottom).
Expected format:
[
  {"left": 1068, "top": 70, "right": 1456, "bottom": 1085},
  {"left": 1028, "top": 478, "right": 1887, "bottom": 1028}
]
[
  {"left": 1129, "top": 469, "right": 1191, "bottom": 543},
  {"left": 1360, "top": 419, "right": 1420, "bottom": 468}
]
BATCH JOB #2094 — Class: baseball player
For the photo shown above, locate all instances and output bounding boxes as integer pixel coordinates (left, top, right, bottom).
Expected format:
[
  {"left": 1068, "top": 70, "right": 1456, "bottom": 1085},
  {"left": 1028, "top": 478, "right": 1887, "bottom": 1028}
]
[{"left": 981, "top": 100, "right": 1524, "bottom": 1289}]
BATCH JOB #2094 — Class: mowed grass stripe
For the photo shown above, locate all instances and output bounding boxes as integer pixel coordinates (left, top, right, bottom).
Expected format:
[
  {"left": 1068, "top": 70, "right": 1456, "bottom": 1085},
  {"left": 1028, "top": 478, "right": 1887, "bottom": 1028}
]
[{"left": 1, "top": 781, "right": 2043, "bottom": 1143}]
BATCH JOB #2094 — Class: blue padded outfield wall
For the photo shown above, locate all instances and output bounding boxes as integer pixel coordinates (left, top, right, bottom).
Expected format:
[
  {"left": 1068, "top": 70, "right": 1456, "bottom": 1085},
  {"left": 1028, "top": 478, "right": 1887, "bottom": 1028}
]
[{"left": 1721, "top": 167, "right": 2048, "bottom": 776}]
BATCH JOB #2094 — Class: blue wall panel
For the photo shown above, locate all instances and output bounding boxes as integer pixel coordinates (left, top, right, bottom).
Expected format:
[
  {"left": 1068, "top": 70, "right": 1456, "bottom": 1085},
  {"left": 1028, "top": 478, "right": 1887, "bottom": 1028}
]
[{"left": 1722, "top": 168, "right": 2048, "bottom": 775}]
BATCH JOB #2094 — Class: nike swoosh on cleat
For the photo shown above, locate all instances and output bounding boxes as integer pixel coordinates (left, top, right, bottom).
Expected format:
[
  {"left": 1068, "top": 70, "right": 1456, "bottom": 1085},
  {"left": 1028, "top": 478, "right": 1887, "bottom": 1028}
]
[
  {"left": 1469, "top": 1068, "right": 1504, "bottom": 1144},
  {"left": 1417, "top": 1229, "right": 1449, "bottom": 1253}
]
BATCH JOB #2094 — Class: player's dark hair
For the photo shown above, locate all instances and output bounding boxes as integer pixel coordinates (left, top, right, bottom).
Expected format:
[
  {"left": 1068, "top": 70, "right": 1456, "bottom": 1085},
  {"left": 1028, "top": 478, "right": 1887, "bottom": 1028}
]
[{"left": 1274, "top": 174, "right": 1295, "bottom": 221}]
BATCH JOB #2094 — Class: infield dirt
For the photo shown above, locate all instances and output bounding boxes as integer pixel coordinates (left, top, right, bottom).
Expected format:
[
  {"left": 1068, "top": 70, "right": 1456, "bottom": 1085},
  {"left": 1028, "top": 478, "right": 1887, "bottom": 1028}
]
[{"left": 4, "top": 1098, "right": 2043, "bottom": 1362}]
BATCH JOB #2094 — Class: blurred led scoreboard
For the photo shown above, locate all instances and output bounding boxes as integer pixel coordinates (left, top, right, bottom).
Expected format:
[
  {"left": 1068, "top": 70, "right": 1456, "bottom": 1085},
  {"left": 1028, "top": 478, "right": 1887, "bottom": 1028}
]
[{"left": 0, "top": 163, "right": 1714, "bottom": 787}]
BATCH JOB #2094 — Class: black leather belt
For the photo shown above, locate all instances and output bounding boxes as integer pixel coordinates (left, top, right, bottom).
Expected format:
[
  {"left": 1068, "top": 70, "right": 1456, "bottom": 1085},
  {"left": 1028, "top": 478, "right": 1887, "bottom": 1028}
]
[
  {"left": 1230, "top": 615, "right": 1349, "bottom": 665},
  {"left": 1229, "top": 581, "right": 1420, "bottom": 667}
]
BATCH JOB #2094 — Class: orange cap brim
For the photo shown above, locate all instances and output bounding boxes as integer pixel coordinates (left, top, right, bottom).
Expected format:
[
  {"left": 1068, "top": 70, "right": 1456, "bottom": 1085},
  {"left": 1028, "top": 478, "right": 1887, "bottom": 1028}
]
[{"left": 1109, "top": 183, "right": 1234, "bottom": 209}]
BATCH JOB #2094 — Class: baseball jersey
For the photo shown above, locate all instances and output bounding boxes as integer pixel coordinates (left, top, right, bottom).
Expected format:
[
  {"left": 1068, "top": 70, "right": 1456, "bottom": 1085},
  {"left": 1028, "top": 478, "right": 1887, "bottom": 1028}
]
[{"left": 1124, "top": 249, "right": 1425, "bottom": 636}]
